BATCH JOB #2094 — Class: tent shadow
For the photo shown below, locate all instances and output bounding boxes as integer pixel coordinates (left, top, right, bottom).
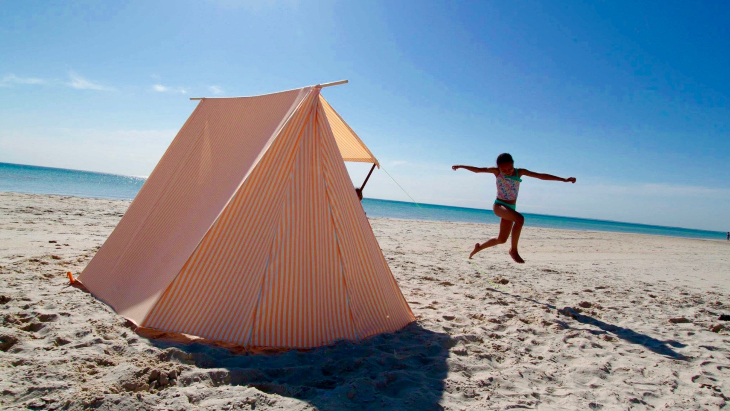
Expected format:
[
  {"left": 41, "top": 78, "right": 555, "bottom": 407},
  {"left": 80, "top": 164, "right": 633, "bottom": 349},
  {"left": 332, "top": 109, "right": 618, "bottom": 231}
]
[
  {"left": 485, "top": 287, "right": 688, "bottom": 360},
  {"left": 148, "top": 322, "right": 453, "bottom": 410}
]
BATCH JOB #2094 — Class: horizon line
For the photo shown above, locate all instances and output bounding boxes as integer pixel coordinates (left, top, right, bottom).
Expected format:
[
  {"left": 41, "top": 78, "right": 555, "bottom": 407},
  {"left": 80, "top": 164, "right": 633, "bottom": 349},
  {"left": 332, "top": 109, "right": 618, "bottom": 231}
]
[{"left": 1, "top": 160, "right": 724, "bottom": 235}]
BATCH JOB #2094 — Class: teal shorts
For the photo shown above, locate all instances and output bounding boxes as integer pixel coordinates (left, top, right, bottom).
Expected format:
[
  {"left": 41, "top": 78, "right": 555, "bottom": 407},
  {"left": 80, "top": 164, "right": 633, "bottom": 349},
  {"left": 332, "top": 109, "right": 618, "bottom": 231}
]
[{"left": 494, "top": 199, "right": 516, "bottom": 210}]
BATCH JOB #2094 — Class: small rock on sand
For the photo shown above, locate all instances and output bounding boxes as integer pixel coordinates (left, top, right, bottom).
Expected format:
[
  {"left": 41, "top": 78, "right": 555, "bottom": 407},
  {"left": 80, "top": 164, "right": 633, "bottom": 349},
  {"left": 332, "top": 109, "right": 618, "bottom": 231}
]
[
  {"left": 669, "top": 317, "right": 691, "bottom": 324},
  {"left": 710, "top": 324, "right": 724, "bottom": 333},
  {"left": 148, "top": 369, "right": 160, "bottom": 383}
]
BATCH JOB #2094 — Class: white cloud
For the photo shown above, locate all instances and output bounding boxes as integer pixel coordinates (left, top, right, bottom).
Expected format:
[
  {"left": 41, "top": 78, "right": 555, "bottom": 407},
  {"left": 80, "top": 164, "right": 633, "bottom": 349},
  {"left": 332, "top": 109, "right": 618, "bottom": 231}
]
[
  {"left": 389, "top": 160, "right": 408, "bottom": 167},
  {"left": 1, "top": 72, "right": 116, "bottom": 91},
  {"left": 208, "top": 85, "right": 224, "bottom": 95},
  {"left": 66, "top": 72, "right": 115, "bottom": 91},
  {"left": 0, "top": 74, "right": 46, "bottom": 87},
  {"left": 153, "top": 84, "right": 188, "bottom": 94}
]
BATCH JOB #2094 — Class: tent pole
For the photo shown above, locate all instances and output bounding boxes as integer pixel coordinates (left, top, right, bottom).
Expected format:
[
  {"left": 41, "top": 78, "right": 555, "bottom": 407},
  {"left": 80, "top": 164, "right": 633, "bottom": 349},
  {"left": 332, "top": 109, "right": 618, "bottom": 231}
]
[
  {"left": 317, "top": 80, "right": 348, "bottom": 88},
  {"left": 360, "top": 163, "right": 377, "bottom": 191},
  {"left": 190, "top": 80, "right": 349, "bottom": 100},
  {"left": 355, "top": 163, "right": 376, "bottom": 201}
]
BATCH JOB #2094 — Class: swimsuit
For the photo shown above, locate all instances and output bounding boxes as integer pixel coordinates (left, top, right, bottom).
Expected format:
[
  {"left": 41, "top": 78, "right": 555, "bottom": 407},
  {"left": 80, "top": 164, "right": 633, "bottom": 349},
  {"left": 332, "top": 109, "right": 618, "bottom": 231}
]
[
  {"left": 495, "top": 169, "right": 521, "bottom": 210},
  {"left": 494, "top": 199, "right": 517, "bottom": 210}
]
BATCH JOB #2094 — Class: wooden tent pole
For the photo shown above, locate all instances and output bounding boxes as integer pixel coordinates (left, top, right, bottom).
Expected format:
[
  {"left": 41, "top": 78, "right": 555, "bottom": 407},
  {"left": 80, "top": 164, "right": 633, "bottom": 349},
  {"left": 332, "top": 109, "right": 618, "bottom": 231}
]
[
  {"left": 355, "top": 163, "right": 377, "bottom": 201},
  {"left": 360, "top": 163, "right": 377, "bottom": 191},
  {"left": 190, "top": 80, "right": 348, "bottom": 100},
  {"left": 317, "top": 80, "right": 348, "bottom": 88}
]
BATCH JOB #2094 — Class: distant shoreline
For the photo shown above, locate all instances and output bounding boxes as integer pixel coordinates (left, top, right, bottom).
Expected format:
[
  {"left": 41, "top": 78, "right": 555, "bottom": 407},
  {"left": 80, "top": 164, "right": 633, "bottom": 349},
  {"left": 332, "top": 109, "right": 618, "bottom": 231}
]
[
  {"left": 1, "top": 190, "right": 725, "bottom": 242},
  {"left": 0, "top": 161, "right": 149, "bottom": 179},
  {"left": 363, "top": 196, "right": 726, "bottom": 235},
  {"left": 2, "top": 161, "right": 723, "bottom": 238}
]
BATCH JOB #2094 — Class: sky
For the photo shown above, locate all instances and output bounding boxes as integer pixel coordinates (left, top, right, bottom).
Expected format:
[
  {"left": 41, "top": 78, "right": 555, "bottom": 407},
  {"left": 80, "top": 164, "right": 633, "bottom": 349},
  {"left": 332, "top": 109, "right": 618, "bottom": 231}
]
[{"left": 0, "top": 0, "right": 728, "bottom": 231}]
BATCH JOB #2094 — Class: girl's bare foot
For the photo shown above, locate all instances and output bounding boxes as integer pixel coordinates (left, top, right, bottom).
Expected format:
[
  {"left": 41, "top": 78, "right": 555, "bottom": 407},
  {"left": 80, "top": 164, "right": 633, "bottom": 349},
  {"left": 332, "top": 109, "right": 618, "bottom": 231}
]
[
  {"left": 469, "top": 243, "right": 480, "bottom": 259},
  {"left": 509, "top": 248, "right": 525, "bottom": 263}
]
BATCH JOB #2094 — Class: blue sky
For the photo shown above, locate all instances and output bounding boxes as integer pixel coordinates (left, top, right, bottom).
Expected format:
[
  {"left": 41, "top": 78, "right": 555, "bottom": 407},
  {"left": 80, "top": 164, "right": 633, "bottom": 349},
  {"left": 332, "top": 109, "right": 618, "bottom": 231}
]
[{"left": 1, "top": 0, "right": 728, "bottom": 231}]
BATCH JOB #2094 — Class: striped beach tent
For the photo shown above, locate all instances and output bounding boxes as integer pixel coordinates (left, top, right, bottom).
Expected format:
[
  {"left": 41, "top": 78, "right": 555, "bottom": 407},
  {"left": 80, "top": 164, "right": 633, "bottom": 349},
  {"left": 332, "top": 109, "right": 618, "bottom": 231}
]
[{"left": 78, "top": 83, "right": 415, "bottom": 349}]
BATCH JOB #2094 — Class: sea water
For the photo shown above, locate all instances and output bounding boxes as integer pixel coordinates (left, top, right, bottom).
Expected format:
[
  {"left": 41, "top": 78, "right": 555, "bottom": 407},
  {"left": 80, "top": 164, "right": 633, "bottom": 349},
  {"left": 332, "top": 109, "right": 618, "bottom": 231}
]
[
  {"left": 0, "top": 162, "right": 725, "bottom": 240},
  {"left": 361, "top": 198, "right": 724, "bottom": 240},
  {"left": 0, "top": 162, "right": 145, "bottom": 200}
]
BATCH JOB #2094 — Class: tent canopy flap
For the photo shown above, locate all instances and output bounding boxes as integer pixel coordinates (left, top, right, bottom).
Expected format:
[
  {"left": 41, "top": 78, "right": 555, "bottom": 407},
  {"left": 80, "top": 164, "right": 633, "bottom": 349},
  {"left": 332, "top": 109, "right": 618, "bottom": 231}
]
[{"left": 318, "top": 95, "right": 379, "bottom": 166}]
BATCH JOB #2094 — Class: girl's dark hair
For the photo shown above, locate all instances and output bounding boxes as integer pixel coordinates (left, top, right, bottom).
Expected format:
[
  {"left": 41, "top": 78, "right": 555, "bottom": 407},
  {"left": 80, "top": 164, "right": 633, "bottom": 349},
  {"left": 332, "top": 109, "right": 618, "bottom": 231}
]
[{"left": 496, "top": 153, "right": 514, "bottom": 165}]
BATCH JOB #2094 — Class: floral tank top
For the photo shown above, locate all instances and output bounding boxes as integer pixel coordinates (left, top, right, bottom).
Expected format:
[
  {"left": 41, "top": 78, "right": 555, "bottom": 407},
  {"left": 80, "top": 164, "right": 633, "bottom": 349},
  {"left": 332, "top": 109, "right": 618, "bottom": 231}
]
[{"left": 496, "top": 169, "right": 522, "bottom": 201}]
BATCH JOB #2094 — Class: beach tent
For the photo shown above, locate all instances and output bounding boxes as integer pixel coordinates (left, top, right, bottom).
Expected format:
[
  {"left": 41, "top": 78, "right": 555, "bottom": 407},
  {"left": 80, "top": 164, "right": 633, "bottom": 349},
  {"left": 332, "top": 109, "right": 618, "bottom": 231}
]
[{"left": 78, "top": 82, "right": 415, "bottom": 348}]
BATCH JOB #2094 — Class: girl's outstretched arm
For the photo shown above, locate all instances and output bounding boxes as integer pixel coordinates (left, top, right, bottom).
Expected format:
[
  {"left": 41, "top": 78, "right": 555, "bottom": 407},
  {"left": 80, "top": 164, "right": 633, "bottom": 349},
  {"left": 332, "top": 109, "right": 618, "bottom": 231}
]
[
  {"left": 452, "top": 165, "right": 498, "bottom": 174},
  {"left": 520, "top": 169, "right": 576, "bottom": 183}
]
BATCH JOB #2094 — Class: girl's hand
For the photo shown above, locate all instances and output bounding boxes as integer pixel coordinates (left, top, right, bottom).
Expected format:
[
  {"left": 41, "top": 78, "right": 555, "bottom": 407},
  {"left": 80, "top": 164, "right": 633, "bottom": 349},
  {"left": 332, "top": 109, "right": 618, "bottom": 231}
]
[
  {"left": 565, "top": 177, "right": 576, "bottom": 183},
  {"left": 452, "top": 165, "right": 461, "bottom": 171}
]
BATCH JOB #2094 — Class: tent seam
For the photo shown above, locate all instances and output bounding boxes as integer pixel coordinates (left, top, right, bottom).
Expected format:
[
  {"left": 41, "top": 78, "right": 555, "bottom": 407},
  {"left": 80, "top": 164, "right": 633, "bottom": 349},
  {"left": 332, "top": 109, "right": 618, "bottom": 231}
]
[
  {"left": 317, "top": 99, "right": 360, "bottom": 342},
  {"left": 244, "top": 92, "right": 319, "bottom": 348}
]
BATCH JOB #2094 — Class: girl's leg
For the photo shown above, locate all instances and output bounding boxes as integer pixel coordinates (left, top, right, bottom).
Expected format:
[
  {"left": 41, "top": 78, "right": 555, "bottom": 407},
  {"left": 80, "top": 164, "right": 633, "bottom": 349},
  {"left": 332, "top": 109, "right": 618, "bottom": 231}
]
[
  {"left": 509, "top": 220, "right": 525, "bottom": 263},
  {"left": 469, "top": 217, "right": 513, "bottom": 259},
  {"left": 493, "top": 204, "right": 526, "bottom": 263}
]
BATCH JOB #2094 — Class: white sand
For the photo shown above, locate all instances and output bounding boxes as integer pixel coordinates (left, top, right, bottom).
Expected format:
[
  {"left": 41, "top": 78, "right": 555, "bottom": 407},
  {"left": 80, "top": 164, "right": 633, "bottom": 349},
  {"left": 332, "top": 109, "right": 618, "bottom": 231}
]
[{"left": 1, "top": 192, "right": 729, "bottom": 410}]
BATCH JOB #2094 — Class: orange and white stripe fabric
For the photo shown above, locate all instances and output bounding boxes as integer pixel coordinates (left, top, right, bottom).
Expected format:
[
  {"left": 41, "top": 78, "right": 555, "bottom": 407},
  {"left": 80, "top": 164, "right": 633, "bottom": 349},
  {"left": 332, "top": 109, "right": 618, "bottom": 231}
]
[
  {"left": 79, "top": 86, "right": 414, "bottom": 348},
  {"left": 319, "top": 95, "right": 379, "bottom": 166}
]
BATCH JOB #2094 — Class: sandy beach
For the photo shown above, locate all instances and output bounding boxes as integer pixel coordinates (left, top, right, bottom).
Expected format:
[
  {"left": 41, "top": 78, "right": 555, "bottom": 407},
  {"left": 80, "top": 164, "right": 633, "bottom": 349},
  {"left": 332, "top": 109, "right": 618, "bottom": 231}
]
[{"left": 1, "top": 191, "right": 729, "bottom": 410}]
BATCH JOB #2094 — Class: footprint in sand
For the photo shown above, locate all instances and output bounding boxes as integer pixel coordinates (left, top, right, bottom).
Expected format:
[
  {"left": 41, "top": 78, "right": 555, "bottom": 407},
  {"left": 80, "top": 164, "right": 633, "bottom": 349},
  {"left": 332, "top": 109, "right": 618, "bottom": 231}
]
[
  {"left": 53, "top": 336, "right": 71, "bottom": 346},
  {"left": 20, "top": 321, "right": 44, "bottom": 332},
  {"left": 36, "top": 313, "right": 58, "bottom": 322},
  {"left": 0, "top": 334, "right": 19, "bottom": 352}
]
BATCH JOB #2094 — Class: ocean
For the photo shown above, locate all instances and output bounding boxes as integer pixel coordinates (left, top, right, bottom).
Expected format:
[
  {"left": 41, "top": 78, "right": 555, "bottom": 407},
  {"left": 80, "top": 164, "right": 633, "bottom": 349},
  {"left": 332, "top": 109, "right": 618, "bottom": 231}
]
[{"left": 0, "top": 162, "right": 725, "bottom": 240}]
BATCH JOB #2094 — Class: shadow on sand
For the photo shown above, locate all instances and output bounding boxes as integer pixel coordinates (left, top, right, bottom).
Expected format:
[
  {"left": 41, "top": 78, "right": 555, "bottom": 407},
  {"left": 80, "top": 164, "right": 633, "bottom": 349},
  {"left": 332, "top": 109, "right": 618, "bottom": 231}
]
[
  {"left": 149, "top": 322, "right": 453, "bottom": 411},
  {"left": 485, "top": 287, "right": 688, "bottom": 360}
]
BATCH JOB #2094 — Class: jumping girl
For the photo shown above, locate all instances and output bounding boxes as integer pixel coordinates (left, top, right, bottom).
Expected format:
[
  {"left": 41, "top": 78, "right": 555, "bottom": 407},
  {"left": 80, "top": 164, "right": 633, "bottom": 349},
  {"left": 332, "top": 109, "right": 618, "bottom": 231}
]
[{"left": 452, "top": 153, "right": 576, "bottom": 263}]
